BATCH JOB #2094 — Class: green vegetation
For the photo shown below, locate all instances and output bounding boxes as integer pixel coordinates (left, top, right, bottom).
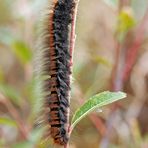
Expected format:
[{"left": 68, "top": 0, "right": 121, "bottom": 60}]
[{"left": 0, "top": 0, "right": 148, "bottom": 147}]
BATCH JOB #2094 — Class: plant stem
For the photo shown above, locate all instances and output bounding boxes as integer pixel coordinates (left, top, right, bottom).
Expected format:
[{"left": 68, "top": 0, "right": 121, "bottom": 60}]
[
  {"left": 70, "top": 0, "right": 79, "bottom": 65},
  {"left": 0, "top": 93, "right": 29, "bottom": 140},
  {"left": 123, "top": 6, "right": 148, "bottom": 82},
  {"left": 66, "top": 0, "right": 79, "bottom": 148}
]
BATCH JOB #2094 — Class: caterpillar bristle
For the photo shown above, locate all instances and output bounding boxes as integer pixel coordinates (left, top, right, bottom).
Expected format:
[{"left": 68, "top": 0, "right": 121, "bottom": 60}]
[{"left": 34, "top": 0, "right": 75, "bottom": 146}]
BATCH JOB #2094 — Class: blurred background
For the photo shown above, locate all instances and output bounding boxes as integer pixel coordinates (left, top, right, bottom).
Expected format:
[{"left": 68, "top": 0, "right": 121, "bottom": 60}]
[{"left": 0, "top": 0, "right": 148, "bottom": 147}]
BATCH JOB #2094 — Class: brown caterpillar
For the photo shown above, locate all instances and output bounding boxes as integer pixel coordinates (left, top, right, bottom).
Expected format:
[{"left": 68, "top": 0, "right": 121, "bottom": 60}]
[{"left": 37, "top": 0, "right": 75, "bottom": 146}]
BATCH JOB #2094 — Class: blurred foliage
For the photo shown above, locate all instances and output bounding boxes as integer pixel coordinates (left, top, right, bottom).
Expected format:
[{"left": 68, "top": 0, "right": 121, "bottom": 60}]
[
  {"left": 0, "top": 117, "right": 17, "bottom": 127},
  {"left": 0, "top": 84, "right": 22, "bottom": 106},
  {"left": 103, "top": 0, "right": 118, "bottom": 8},
  {"left": 0, "top": 0, "right": 148, "bottom": 148},
  {"left": 0, "top": 0, "right": 12, "bottom": 24},
  {"left": 0, "top": 67, "right": 4, "bottom": 82},
  {"left": 11, "top": 40, "right": 32, "bottom": 65},
  {"left": 116, "top": 8, "right": 135, "bottom": 42}
]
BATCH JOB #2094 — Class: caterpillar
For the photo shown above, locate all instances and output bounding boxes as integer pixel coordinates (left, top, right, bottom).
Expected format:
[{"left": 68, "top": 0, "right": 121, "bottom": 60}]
[{"left": 37, "top": 0, "right": 75, "bottom": 146}]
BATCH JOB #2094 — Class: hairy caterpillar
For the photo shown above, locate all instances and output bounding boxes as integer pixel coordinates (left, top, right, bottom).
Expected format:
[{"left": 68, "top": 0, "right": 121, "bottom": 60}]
[{"left": 36, "top": 0, "right": 75, "bottom": 146}]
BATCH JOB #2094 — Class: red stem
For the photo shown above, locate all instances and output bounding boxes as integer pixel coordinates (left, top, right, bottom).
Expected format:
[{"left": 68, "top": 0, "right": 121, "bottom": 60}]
[
  {"left": 122, "top": 7, "right": 148, "bottom": 82},
  {"left": 66, "top": 1, "right": 79, "bottom": 148},
  {"left": 111, "top": 6, "right": 148, "bottom": 91},
  {"left": 89, "top": 113, "right": 106, "bottom": 136},
  {"left": 69, "top": 0, "right": 79, "bottom": 65},
  {"left": 69, "top": 0, "right": 107, "bottom": 140},
  {"left": 110, "top": 41, "right": 121, "bottom": 90}
]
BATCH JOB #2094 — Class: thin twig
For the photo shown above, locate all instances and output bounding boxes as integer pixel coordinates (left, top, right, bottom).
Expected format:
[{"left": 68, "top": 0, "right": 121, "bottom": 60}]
[
  {"left": 66, "top": 0, "right": 79, "bottom": 148},
  {"left": 0, "top": 93, "right": 29, "bottom": 140},
  {"left": 70, "top": 4, "right": 107, "bottom": 135},
  {"left": 89, "top": 113, "right": 106, "bottom": 136},
  {"left": 110, "top": 41, "right": 121, "bottom": 90},
  {"left": 123, "top": 6, "right": 148, "bottom": 82},
  {"left": 69, "top": 0, "right": 79, "bottom": 65}
]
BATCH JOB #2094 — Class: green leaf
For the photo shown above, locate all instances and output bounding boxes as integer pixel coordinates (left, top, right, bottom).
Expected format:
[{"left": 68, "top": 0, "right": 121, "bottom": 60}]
[
  {"left": 0, "top": 117, "right": 17, "bottom": 127},
  {"left": 0, "top": 84, "right": 22, "bottom": 106},
  {"left": 0, "top": 28, "right": 32, "bottom": 65},
  {"left": 71, "top": 91, "right": 126, "bottom": 129},
  {"left": 11, "top": 40, "right": 32, "bottom": 64}
]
